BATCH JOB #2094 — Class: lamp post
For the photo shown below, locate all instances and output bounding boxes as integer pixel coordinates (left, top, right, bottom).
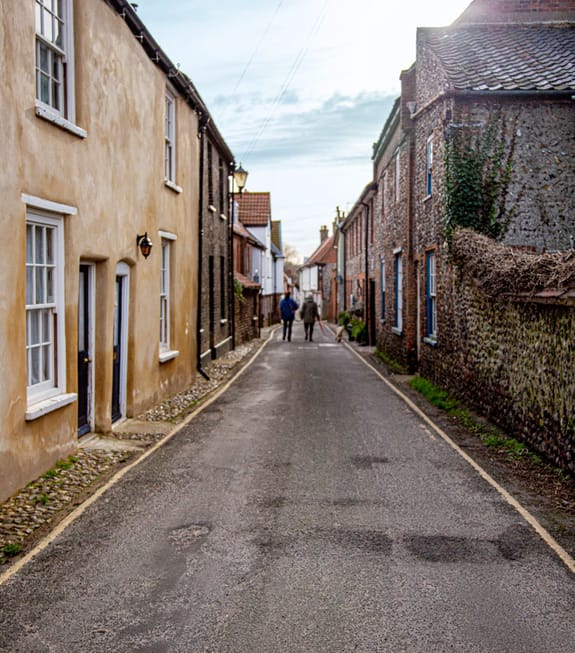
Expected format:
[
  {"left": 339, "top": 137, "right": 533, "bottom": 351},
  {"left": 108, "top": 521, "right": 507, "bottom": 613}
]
[{"left": 230, "top": 163, "right": 249, "bottom": 348}]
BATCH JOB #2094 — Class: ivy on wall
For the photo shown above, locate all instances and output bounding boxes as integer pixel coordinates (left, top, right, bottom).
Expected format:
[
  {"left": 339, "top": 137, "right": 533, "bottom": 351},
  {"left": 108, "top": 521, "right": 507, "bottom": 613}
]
[
  {"left": 445, "top": 112, "right": 520, "bottom": 241},
  {"left": 234, "top": 278, "right": 246, "bottom": 304}
]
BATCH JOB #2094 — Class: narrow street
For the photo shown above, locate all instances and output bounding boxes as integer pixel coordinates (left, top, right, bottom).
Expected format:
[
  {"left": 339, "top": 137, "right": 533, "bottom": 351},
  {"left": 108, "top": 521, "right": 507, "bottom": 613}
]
[{"left": 0, "top": 325, "right": 574, "bottom": 652}]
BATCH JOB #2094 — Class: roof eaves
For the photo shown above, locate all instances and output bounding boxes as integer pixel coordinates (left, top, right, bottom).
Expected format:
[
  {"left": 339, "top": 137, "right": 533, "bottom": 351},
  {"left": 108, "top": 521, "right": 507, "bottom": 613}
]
[
  {"left": 341, "top": 182, "right": 378, "bottom": 231},
  {"left": 303, "top": 235, "right": 335, "bottom": 266},
  {"left": 107, "top": 0, "right": 234, "bottom": 162},
  {"left": 372, "top": 97, "right": 401, "bottom": 164}
]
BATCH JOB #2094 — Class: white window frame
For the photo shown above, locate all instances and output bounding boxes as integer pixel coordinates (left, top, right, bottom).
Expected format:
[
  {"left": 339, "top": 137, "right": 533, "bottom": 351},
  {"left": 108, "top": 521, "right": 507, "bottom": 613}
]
[
  {"left": 393, "top": 248, "right": 403, "bottom": 335},
  {"left": 23, "top": 194, "right": 77, "bottom": 419},
  {"left": 34, "top": 0, "right": 86, "bottom": 139},
  {"left": 425, "top": 250, "right": 437, "bottom": 343},
  {"left": 380, "top": 257, "right": 386, "bottom": 321},
  {"left": 164, "top": 90, "right": 180, "bottom": 191},
  {"left": 425, "top": 134, "right": 433, "bottom": 198},
  {"left": 158, "top": 231, "right": 179, "bottom": 362}
]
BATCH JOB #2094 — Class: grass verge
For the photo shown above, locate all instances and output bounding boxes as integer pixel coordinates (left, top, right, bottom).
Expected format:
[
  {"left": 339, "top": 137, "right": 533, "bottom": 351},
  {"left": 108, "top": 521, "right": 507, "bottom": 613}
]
[
  {"left": 409, "top": 376, "right": 551, "bottom": 468},
  {"left": 374, "top": 348, "right": 409, "bottom": 375}
]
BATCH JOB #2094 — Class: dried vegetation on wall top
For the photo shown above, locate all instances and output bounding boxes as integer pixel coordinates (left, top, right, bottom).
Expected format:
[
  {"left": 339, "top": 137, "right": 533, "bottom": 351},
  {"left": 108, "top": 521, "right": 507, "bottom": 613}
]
[{"left": 451, "top": 228, "right": 575, "bottom": 298}]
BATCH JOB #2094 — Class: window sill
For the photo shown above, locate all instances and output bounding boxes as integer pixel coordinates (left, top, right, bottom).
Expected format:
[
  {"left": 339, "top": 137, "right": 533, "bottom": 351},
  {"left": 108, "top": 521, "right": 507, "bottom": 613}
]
[
  {"left": 164, "top": 180, "right": 183, "bottom": 194},
  {"left": 208, "top": 205, "right": 217, "bottom": 213},
  {"left": 423, "top": 337, "right": 437, "bottom": 347},
  {"left": 35, "top": 102, "right": 87, "bottom": 139},
  {"left": 159, "top": 349, "right": 180, "bottom": 363},
  {"left": 26, "top": 392, "right": 77, "bottom": 421},
  {"left": 392, "top": 327, "right": 403, "bottom": 336},
  {"left": 423, "top": 194, "right": 433, "bottom": 203},
  {"left": 220, "top": 319, "right": 228, "bottom": 325},
  {"left": 220, "top": 213, "right": 228, "bottom": 221}
]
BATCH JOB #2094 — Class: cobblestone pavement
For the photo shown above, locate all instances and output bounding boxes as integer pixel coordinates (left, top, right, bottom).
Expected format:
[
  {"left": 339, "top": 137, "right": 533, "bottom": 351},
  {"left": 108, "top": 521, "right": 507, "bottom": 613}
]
[{"left": 0, "top": 336, "right": 267, "bottom": 568}]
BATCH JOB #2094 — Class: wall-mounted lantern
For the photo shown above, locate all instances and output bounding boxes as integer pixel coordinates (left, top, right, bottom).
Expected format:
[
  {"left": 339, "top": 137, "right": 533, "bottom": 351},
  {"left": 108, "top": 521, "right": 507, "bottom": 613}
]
[{"left": 136, "top": 232, "right": 153, "bottom": 258}]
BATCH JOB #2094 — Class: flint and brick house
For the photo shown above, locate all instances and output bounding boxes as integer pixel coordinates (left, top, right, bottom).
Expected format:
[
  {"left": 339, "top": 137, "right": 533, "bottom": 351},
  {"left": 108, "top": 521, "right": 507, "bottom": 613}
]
[
  {"left": 0, "top": 0, "right": 233, "bottom": 502},
  {"left": 407, "top": 0, "right": 575, "bottom": 367},
  {"left": 411, "top": 0, "right": 575, "bottom": 468},
  {"left": 340, "top": 184, "right": 378, "bottom": 344},
  {"left": 302, "top": 223, "right": 342, "bottom": 323},
  {"left": 371, "top": 97, "right": 417, "bottom": 368},
  {"left": 345, "top": 0, "right": 575, "bottom": 469},
  {"left": 233, "top": 219, "right": 264, "bottom": 344},
  {"left": 197, "top": 116, "right": 234, "bottom": 369},
  {"left": 366, "top": 0, "right": 575, "bottom": 373}
]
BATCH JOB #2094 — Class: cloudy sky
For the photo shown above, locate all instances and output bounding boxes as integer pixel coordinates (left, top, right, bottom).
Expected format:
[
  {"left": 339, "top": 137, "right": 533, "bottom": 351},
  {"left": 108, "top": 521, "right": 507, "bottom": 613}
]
[{"left": 136, "top": 0, "right": 472, "bottom": 260}]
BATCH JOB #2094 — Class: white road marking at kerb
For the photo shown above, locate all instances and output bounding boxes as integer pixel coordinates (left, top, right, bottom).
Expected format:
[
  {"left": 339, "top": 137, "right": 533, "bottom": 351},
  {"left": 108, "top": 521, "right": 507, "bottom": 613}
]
[{"left": 346, "top": 342, "right": 575, "bottom": 576}]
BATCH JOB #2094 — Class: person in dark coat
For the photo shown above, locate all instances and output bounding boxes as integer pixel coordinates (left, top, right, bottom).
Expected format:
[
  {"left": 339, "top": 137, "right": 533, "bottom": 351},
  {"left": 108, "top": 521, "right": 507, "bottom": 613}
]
[
  {"left": 301, "top": 295, "right": 319, "bottom": 341},
  {"left": 279, "top": 291, "right": 299, "bottom": 341}
]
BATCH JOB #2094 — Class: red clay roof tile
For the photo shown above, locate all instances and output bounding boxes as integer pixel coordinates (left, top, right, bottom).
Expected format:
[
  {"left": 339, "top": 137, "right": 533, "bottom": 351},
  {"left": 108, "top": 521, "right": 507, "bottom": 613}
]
[{"left": 236, "top": 192, "right": 271, "bottom": 226}]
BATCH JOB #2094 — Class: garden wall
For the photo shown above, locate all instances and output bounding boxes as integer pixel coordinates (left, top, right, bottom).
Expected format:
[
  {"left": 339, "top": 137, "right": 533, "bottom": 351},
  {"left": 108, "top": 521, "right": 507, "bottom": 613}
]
[
  {"left": 421, "top": 266, "right": 575, "bottom": 471},
  {"left": 235, "top": 288, "right": 260, "bottom": 344}
]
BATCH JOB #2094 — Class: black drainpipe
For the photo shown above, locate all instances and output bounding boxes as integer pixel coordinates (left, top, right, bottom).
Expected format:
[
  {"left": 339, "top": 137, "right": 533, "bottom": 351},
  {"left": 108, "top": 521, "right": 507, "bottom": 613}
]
[
  {"left": 196, "top": 115, "right": 210, "bottom": 380},
  {"left": 361, "top": 183, "right": 378, "bottom": 346},
  {"left": 361, "top": 199, "right": 371, "bottom": 346}
]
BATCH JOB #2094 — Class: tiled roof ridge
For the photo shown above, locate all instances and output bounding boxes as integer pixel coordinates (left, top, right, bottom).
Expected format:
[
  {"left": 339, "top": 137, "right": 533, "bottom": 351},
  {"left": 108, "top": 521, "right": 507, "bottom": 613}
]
[{"left": 236, "top": 191, "right": 272, "bottom": 226}]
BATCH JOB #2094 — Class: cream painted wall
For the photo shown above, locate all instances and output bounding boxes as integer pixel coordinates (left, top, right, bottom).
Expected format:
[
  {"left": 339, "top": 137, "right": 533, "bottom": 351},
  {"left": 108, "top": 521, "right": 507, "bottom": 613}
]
[{"left": 0, "top": 1, "right": 201, "bottom": 501}]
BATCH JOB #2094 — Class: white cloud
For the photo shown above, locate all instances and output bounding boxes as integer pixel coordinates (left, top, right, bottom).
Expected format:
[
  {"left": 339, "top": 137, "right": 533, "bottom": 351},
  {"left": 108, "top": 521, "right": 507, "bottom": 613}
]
[{"left": 136, "top": 0, "right": 472, "bottom": 257}]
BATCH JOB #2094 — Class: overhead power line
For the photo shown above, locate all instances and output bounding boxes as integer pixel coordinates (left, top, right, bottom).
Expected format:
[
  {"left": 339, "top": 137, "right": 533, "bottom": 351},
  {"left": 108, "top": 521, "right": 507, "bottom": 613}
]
[
  {"left": 232, "top": 0, "right": 285, "bottom": 97},
  {"left": 241, "top": 0, "right": 331, "bottom": 161}
]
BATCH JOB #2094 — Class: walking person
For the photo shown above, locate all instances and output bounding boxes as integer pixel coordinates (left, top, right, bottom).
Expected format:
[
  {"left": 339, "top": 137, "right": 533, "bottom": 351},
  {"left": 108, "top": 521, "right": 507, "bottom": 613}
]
[
  {"left": 301, "top": 294, "right": 320, "bottom": 342},
  {"left": 279, "top": 291, "right": 299, "bottom": 342}
]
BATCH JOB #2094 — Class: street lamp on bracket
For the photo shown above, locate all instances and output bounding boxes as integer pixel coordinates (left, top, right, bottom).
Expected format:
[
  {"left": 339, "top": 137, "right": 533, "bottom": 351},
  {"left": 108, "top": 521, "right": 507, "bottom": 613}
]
[
  {"left": 229, "top": 163, "right": 249, "bottom": 349},
  {"left": 233, "top": 163, "right": 248, "bottom": 195}
]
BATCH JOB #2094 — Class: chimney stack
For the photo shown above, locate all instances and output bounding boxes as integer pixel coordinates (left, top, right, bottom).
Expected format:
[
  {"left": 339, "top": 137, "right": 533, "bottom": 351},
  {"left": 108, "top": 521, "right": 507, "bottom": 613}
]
[{"left": 320, "top": 225, "right": 328, "bottom": 242}]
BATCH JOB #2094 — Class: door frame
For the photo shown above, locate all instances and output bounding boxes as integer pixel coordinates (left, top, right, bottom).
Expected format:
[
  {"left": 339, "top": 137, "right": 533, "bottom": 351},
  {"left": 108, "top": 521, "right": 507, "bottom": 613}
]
[
  {"left": 78, "top": 263, "right": 95, "bottom": 436},
  {"left": 112, "top": 262, "right": 130, "bottom": 422}
]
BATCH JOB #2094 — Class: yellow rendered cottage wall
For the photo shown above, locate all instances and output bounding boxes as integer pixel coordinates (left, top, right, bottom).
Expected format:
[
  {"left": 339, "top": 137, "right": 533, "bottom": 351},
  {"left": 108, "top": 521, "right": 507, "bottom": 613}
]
[{"left": 0, "top": 1, "right": 200, "bottom": 502}]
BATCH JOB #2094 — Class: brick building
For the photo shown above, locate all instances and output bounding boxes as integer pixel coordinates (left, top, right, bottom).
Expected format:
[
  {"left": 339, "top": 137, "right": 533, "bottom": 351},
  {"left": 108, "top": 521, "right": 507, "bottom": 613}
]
[
  {"left": 197, "top": 117, "right": 234, "bottom": 369},
  {"left": 411, "top": 0, "right": 575, "bottom": 384},
  {"left": 235, "top": 192, "right": 284, "bottom": 326},
  {"left": 233, "top": 220, "right": 264, "bottom": 344},
  {"left": 340, "top": 185, "right": 377, "bottom": 343},
  {"left": 371, "top": 97, "right": 418, "bottom": 369},
  {"left": 353, "top": 0, "right": 575, "bottom": 469},
  {"left": 299, "top": 224, "right": 338, "bottom": 322}
]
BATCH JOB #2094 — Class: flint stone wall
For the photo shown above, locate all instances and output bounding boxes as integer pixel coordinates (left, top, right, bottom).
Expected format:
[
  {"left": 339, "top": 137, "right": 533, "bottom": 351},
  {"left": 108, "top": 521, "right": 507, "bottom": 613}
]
[{"left": 421, "top": 267, "right": 575, "bottom": 471}]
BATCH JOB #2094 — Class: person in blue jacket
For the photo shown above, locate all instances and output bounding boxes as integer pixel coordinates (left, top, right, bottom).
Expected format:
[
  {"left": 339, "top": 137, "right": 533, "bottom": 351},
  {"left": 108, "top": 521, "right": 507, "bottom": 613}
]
[{"left": 279, "top": 291, "right": 299, "bottom": 342}]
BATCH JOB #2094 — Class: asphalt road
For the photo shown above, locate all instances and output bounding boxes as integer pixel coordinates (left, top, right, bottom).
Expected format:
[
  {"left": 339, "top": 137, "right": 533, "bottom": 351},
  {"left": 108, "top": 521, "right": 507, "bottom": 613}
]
[{"left": 1, "top": 325, "right": 574, "bottom": 652}]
